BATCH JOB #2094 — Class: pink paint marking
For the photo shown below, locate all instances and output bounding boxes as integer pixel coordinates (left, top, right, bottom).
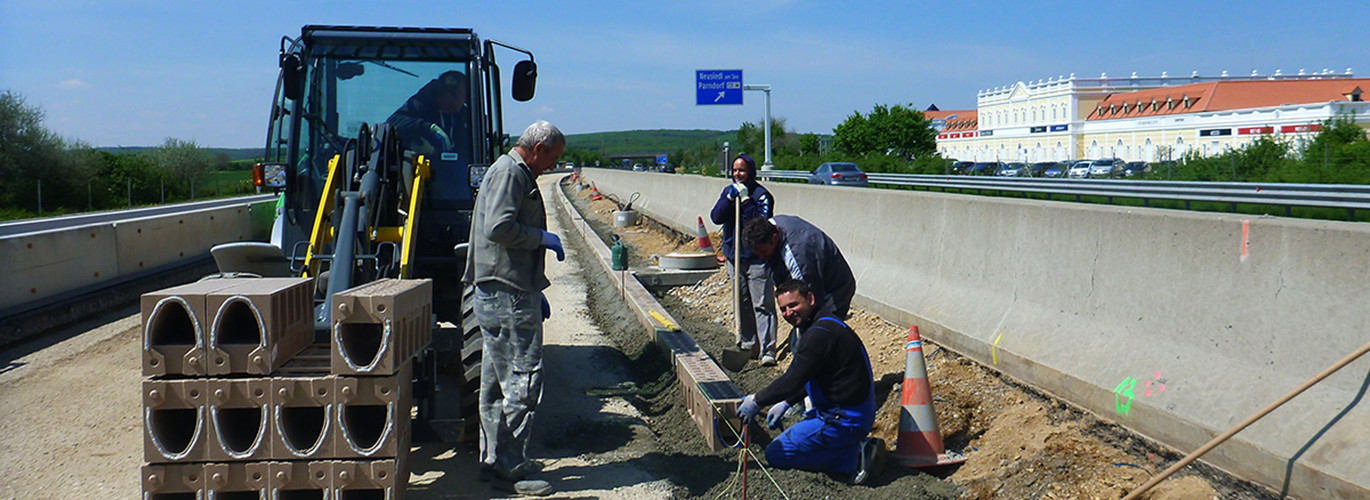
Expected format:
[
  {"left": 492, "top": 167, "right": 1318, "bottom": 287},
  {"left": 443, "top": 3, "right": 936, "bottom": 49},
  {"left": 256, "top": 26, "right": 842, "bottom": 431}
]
[
  {"left": 1241, "top": 220, "right": 1250, "bottom": 262},
  {"left": 1155, "top": 371, "right": 1161, "bottom": 379},
  {"left": 1144, "top": 380, "right": 1152, "bottom": 387},
  {"left": 1159, "top": 385, "right": 1166, "bottom": 391},
  {"left": 1145, "top": 389, "right": 1153, "bottom": 396}
]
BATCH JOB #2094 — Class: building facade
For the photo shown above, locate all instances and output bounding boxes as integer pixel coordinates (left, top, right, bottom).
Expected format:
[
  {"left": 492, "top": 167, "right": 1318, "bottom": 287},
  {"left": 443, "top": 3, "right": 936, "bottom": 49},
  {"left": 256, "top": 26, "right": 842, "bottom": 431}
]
[{"left": 932, "top": 71, "right": 1369, "bottom": 163}]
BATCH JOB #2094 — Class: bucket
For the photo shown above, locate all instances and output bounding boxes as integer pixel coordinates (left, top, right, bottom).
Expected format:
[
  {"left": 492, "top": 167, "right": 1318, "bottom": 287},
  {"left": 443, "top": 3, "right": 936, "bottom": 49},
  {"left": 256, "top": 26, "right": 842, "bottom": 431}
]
[{"left": 613, "top": 210, "right": 639, "bottom": 228}]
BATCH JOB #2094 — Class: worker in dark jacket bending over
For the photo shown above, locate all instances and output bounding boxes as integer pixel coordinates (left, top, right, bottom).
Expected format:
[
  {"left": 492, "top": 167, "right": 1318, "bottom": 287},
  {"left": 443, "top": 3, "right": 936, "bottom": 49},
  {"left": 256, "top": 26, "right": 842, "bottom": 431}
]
[
  {"left": 737, "top": 280, "right": 885, "bottom": 484},
  {"left": 742, "top": 215, "right": 856, "bottom": 354},
  {"left": 709, "top": 153, "right": 778, "bottom": 365}
]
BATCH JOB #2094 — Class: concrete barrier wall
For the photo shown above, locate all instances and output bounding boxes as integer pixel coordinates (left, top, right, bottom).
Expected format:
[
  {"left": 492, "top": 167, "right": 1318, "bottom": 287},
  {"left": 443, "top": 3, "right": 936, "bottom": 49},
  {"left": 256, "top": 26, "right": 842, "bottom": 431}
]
[
  {"left": 578, "top": 168, "right": 1370, "bottom": 498},
  {"left": 2, "top": 199, "right": 275, "bottom": 312}
]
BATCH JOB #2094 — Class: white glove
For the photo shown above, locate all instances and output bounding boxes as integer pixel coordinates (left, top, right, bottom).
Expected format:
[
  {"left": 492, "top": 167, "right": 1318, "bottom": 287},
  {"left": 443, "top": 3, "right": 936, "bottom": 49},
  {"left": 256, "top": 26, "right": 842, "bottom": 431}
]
[{"left": 729, "top": 182, "right": 750, "bottom": 201}]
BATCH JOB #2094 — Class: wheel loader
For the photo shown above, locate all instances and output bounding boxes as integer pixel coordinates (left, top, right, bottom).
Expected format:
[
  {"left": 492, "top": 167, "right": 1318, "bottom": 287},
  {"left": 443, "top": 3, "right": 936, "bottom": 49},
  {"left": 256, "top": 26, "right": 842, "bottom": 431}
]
[{"left": 214, "top": 25, "right": 539, "bottom": 440}]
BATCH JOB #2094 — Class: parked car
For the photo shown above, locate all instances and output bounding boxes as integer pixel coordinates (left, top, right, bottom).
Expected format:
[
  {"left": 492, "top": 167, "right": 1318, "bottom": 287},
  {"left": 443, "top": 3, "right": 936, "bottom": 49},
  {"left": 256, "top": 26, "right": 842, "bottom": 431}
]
[
  {"left": 1121, "top": 161, "right": 1150, "bottom": 178},
  {"left": 1039, "top": 162, "right": 1068, "bottom": 178},
  {"left": 1088, "top": 158, "right": 1124, "bottom": 178},
  {"left": 996, "top": 162, "right": 1028, "bottom": 177},
  {"left": 1067, "top": 160, "right": 1093, "bottom": 178},
  {"left": 1031, "top": 162, "right": 1061, "bottom": 177},
  {"left": 950, "top": 161, "right": 975, "bottom": 174},
  {"left": 807, "top": 162, "right": 869, "bottom": 187},
  {"left": 966, "top": 162, "right": 1000, "bottom": 176}
]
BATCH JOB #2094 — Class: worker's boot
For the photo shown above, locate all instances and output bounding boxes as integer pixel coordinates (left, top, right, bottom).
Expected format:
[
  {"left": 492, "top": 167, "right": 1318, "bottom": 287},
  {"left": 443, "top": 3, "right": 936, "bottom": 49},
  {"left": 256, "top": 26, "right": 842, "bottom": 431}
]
[{"left": 851, "top": 437, "right": 887, "bottom": 485}]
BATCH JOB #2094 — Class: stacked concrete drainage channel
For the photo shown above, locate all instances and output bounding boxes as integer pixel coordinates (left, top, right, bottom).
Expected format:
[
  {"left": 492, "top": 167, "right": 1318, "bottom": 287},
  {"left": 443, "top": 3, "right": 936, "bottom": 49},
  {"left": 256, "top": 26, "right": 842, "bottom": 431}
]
[
  {"left": 556, "top": 179, "right": 748, "bottom": 451},
  {"left": 140, "top": 277, "right": 431, "bottom": 499}
]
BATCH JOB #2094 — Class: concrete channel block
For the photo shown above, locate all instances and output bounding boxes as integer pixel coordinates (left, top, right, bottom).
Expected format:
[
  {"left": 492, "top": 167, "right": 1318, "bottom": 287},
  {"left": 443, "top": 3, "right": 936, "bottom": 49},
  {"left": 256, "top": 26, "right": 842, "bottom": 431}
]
[
  {"left": 674, "top": 349, "right": 744, "bottom": 452},
  {"left": 206, "top": 277, "right": 313, "bottom": 375},
  {"left": 206, "top": 378, "right": 273, "bottom": 461},
  {"left": 140, "top": 463, "right": 206, "bottom": 499},
  {"left": 327, "top": 459, "right": 406, "bottom": 500},
  {"left": 270, "top": 375, "right": 336, "bottom": 460},
  {"left": 331, "top": 279, "right": 433, "bottom": 376},
  {"left": 267, "top": 461, "right": 332, "bottom": 498},
  {"left": 141, "top": 280, "right": 243, "bottom": 377},
  {"left": 203, "top": 461, "right": 272, "bottom": 497},
  {"left": 143, "top": 378, "right": 207, "bottom": 463},
  {"left": 334, "top": 363, "right": 413, "bottom": 458}
]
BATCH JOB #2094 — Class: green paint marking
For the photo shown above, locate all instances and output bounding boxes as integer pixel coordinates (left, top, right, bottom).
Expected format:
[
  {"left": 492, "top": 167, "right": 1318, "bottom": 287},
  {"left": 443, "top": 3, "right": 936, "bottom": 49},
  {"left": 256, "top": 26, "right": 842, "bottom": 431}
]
[{"left": 1114, "top": 377, "right": 1137, "bottom": 416}]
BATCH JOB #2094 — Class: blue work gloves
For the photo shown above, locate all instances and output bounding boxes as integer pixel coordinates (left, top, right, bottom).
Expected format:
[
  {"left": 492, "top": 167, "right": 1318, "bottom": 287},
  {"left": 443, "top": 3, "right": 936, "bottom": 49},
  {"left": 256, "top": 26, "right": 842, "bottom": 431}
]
[
  {"left": 428, "top": 123, "right": 454, "bottom": 151},
  {"left": 540, "top": 295, "right": 551, "bottom": 320},
  {"left": 737, "top": 394, "right": 761, "bottom": 424},
  {"left": 540, "top": 230, "right": 565, "bottom": 261},
  {"left": 766, "top": 401, "right": 791, "bottom": 430},
  {"left": 727, "top": 182, "right": 750, "bottom": 201}
]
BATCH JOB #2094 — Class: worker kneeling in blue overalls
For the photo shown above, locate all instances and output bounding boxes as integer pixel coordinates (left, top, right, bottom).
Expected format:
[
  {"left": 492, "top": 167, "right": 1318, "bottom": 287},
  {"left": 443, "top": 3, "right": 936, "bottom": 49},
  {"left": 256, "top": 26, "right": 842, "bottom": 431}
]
[{"left": 738, "top": 279, "right": 886, "bottom": 484}]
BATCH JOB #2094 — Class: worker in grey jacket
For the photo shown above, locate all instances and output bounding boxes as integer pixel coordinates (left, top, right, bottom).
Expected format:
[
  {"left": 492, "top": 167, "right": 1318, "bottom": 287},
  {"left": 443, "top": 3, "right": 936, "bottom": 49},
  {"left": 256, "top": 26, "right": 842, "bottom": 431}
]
[
  {"left": 741, "top": 215, "right": 856, "bottom": 353},
  {"left": 462, "top": 120, "right": 565, "bottom": 497}
]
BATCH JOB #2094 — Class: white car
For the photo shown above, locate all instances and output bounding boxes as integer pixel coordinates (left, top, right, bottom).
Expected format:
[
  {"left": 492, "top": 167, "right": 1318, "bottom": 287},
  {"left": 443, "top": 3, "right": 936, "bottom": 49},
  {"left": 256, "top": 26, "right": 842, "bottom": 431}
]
[{"left": 1067, "top": 160, "right": 1092, "bottom": 179}]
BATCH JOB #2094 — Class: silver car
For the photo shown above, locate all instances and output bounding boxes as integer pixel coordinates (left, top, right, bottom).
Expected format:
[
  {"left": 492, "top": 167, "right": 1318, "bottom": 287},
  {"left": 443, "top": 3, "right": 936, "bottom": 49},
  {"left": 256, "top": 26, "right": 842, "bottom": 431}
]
[
  {"left": 1087, "top": 158, "right": 1123, "bottom": 178},
  {"left": 807, "top": 162, "right": 869, "bottom": 187},
  {"left": 1067, "top": 160, "right": 1093, "bottom": 179}
]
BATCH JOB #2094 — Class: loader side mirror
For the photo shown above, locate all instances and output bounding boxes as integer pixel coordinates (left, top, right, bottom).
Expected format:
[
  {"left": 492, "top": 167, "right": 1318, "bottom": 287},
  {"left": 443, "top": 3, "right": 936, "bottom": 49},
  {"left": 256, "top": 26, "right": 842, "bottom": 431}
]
[
  {"left": 511, "top": 60, "right": 537, "bottom": 102},
  {"left": 281, "top": 54, "right": 304, "bottom": 101}
]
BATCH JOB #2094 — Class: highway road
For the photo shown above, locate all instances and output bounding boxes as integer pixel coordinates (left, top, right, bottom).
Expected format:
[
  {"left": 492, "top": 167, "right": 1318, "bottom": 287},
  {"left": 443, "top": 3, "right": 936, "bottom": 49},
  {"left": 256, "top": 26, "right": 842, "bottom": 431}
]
[{"left": 0, "top": 194, "right": 275, "bottom": 237}]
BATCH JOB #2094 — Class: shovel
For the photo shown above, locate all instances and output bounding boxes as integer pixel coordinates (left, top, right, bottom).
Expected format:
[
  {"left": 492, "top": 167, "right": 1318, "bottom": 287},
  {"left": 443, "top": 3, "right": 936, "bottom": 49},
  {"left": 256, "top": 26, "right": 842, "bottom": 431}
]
[{"left": 721, "top": 189, "right": 752, "bottom": 373}]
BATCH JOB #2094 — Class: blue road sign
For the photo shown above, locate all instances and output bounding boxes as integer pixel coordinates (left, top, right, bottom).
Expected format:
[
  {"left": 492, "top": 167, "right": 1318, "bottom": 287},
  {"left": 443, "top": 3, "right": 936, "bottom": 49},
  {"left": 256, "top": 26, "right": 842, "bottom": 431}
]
[
  {"left": 656, "top": 154, "right": 668, "bottom": 165},
  {"left": 696, "top": 69, "right": 743, "bottom": 105}
]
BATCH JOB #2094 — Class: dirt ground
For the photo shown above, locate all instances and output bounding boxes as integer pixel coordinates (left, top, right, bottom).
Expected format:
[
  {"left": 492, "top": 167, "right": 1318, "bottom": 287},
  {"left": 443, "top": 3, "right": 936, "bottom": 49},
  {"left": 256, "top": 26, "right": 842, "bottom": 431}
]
[{"left": 564, "top": 176, "right": 1278, "bottom": 500}]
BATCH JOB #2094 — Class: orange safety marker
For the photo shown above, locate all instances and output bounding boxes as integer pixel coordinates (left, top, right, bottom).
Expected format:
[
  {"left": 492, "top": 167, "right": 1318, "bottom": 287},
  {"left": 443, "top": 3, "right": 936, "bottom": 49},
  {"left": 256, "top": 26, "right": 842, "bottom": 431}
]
[
  {"left": 696, "top": 216, "right": 715, "bottom": 254},
  {"left": 891, "top": 325, "right": 967, "bottom": 468},
  {"left": 591, "top": 182, "right": 603, "bottom": 201}
]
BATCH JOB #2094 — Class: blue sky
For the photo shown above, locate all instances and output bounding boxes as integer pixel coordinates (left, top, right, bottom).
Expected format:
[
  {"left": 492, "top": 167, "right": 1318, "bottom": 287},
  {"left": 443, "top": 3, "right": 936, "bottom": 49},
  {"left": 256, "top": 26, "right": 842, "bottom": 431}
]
[{"left": 2, "top": 1, "right": 1366, "bottom": 148}]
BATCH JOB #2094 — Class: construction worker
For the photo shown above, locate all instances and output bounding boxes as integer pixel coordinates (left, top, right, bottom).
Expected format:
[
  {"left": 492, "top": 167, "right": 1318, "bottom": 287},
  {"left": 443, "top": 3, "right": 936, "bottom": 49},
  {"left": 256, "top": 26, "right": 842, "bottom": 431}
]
[
  {"left": 737, "top": 279, "right": 885, "bottom": 484},
  {"left": 740, "top": 215, "right": 856, "bottom": 355},
  {"left": 462, "top": 120, "right": 565, "bottom": 497},
  {"left": 709, "top": 153, "right": 778, "bottom": 365},
  {"left": 387, "top": 70, "right": 473, "bottom": 163}
]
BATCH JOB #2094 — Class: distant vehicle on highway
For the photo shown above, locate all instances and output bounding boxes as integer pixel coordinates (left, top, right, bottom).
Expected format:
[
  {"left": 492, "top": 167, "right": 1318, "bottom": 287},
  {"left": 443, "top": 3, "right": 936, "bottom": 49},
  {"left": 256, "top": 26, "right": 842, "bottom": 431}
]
[
  {"left": 1121, "top": 161, "right": 1151, "bottom": 178},
  {"left": 633, "top": 163, "right": 646, "bottom": 171},
  {"left": 660, "top": 164, "right": 676, "bottom": 173},
  {"left": 1067, "top": 160, "right": 1093, "bottom": 179},
  {"left": 807, "top": 162, "right": 868, "bottom": 187},
  {"left": 1031, "top": 162, "right": 1062, "bottom": 177},
  {"left": 996, "top": 162, "right": 1029, "bottom": 177},
  {"left": 1088, "top": 158, "right": 1124, "bottom": 178},
  {"left": 950, "top": 161, "right": 974, "bottom": 174},
  {"left": 966, "top": 162, "right": 999, "bottom": 176}
]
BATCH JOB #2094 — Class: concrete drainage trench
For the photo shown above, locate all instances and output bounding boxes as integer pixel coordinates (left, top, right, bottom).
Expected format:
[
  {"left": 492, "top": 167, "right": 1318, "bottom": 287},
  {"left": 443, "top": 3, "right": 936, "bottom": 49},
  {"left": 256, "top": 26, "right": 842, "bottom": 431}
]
[{"left": 555, "top": 176, "right": 1277, "bottom": 499}]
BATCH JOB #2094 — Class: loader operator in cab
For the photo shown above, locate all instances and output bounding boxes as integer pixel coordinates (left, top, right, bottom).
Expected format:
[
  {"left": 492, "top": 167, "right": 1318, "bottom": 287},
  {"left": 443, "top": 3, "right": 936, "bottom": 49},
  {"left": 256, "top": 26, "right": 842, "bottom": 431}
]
[{"left": 387, "top": 70, "right": 473, "bottom": 164}]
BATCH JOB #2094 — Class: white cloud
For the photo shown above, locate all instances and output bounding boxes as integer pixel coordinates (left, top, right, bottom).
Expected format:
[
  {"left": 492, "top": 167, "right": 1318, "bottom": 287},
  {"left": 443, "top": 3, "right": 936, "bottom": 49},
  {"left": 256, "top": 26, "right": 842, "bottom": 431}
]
[
  {"left": 536, "top": 106, "right": 554, "bottom": 114},
  {"left": 57, "top": 79, "right": 90, "bottom": 89}
]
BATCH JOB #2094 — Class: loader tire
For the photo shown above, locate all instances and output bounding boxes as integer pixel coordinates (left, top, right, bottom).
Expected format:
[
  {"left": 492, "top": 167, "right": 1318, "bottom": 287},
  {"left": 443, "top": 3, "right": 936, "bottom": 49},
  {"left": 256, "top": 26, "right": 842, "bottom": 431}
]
[{"left": 459, "top": 284, "right": 482, "bottom": 434}]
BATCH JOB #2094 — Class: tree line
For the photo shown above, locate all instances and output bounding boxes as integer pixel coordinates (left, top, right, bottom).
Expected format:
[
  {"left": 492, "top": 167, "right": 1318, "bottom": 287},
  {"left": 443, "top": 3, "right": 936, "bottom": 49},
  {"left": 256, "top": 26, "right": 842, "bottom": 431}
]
[{"left": 0, "top": 90, "right": 255, "bottom": 220}]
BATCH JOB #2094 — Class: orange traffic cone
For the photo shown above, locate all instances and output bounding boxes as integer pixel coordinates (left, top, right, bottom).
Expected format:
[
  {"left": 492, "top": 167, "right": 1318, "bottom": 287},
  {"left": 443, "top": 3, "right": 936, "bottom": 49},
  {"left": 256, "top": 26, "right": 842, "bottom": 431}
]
[
  {"left": 696, "top": 216, "right": 715, "bottom": 254},
  {"left": 591, "top": 182, "right": 603, "bottom": 201},
  {"left": 891, "top": 325, "right": 967, "bottom": 468}
]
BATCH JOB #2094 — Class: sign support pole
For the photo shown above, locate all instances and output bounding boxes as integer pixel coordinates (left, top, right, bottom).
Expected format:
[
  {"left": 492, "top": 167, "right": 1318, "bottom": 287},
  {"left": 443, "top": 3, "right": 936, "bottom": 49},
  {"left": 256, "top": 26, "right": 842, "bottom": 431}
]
[{"left": 744, "top": 84, "right": 773, "bottom": 169}]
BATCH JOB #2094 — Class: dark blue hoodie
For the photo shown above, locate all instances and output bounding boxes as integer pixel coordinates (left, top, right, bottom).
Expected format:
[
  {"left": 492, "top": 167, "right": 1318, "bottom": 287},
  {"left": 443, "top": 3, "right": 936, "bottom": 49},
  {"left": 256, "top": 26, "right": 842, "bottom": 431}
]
[{"left": 710, "top": 153, "right": 774, "bottom": 264}]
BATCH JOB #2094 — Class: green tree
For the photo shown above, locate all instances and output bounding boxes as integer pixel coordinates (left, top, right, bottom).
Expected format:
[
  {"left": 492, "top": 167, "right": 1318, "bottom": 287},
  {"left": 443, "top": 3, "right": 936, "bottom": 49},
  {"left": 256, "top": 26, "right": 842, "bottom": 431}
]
[
  {"left": 831, "top": 103, "right": 937, "bottom": 161},
  {"left": 799, "top": 133, "right": 820, "bottom": 156},
  {"left": 0, "top": 90, "right": 71, "bottom": 213},
  {"left": 147, "top": 137, "right": 211, "bottom": 200}
]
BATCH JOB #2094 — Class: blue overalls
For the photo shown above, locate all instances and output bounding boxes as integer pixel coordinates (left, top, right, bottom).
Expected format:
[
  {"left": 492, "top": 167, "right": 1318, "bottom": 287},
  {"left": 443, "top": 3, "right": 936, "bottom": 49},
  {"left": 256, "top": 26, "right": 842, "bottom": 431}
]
[{"left": 763, "top": 317, "right": 876, "bottom": 475}]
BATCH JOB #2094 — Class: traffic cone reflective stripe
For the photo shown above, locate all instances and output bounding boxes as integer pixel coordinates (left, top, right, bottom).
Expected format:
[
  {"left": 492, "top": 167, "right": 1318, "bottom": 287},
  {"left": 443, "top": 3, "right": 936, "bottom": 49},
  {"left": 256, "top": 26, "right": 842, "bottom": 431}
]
[
  {"left": 892, "top": 325, "right": 967, "bottom": 468},
  {"left": 696, "top": 216, "right": 715, "bottom": 254}
]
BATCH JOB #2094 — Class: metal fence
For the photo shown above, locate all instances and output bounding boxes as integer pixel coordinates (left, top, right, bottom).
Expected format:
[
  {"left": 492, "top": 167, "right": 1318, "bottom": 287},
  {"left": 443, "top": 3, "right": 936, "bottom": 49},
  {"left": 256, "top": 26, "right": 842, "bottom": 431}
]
[{"left": 757, "top": 170, "right": 1370, "bottom": 217}]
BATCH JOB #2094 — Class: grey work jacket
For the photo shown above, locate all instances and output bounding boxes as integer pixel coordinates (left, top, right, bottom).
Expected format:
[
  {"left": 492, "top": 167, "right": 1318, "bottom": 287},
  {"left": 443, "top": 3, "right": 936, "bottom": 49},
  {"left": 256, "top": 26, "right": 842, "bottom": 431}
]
[{"left": 462, "top": 150, "right": 550, "bottom": 292}]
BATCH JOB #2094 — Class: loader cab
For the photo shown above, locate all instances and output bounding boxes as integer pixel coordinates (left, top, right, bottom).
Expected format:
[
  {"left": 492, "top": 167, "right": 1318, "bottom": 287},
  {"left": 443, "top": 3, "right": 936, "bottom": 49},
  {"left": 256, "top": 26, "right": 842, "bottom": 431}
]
[{"left": 264, "top": 25, "right": 536, "bottom": 320}]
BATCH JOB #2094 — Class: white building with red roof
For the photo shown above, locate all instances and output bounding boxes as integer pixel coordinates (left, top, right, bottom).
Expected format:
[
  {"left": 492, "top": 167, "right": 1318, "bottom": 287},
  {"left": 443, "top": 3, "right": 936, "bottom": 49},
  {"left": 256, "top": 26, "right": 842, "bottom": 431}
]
[{"left": 933, "top": 70, "right": 1369, "bottom": 163}]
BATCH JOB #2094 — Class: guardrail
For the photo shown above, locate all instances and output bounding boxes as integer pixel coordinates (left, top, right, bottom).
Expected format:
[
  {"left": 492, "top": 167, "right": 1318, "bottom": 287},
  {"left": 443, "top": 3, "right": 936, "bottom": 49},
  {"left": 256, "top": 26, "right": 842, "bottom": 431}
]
[{"left": 757, "top": 169, "right": 1370, "bottom": 217}]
